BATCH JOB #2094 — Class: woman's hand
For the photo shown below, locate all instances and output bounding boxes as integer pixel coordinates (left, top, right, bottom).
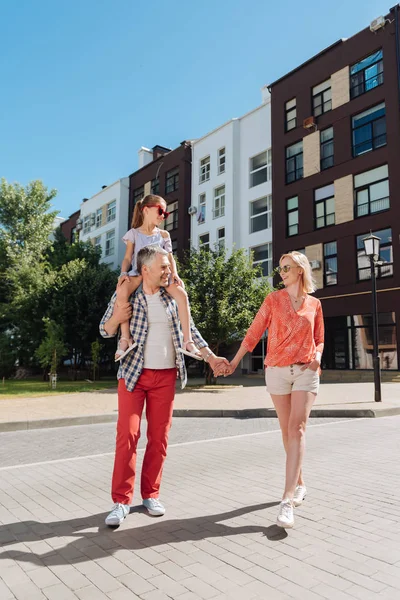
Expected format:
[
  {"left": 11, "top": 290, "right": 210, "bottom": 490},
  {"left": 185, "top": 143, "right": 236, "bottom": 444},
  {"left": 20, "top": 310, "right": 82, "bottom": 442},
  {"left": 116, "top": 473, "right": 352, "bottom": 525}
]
[{"left": 300, "top": 359, "right": 320, "bottom": 372}]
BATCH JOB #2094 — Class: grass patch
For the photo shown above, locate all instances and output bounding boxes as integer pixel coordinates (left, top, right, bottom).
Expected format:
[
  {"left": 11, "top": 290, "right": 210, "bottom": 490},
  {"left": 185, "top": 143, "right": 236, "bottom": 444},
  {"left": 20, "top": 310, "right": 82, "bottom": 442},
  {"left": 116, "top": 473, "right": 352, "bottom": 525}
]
[{"left": 0, "top": 378, "right": 117, "bottom": 398}]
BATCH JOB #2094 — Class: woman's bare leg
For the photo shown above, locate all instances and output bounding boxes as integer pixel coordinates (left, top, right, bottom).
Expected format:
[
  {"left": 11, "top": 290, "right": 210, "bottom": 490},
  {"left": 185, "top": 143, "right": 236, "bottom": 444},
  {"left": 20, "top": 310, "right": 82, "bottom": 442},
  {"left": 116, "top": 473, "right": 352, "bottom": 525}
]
[
  {"left": 282, "top": 390, "right": 316, "bottom": 500},
  {"left": 270, "top": 393, "right": 304, "bottom": 487}
]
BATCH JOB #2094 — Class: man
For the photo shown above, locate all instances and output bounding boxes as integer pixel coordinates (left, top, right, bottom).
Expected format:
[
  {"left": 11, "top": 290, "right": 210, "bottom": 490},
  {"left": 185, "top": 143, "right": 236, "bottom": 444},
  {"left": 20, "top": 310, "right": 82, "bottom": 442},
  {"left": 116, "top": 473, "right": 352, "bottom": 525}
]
[{"left": 100, "top": 246, "right": 229, "bottom": 526}]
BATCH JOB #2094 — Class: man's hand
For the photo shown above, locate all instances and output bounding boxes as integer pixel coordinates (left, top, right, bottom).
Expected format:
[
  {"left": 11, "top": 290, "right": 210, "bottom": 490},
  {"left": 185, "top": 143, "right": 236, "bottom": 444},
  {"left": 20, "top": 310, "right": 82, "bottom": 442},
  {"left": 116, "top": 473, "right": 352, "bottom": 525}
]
[
  {"left": 113, "top": 302, "right": 132, "bottom": 325},
  {"left": 116, "top": 274, "right": 130, "bottom": 289},
  {"left": 208, "top": 355, "right": 230, "bottom": 377}
]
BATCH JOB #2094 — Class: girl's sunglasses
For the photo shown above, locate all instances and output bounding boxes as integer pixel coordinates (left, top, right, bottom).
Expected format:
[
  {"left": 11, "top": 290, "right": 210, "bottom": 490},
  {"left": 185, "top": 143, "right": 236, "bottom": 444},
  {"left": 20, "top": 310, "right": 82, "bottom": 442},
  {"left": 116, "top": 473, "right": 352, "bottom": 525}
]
[
  {"left": 277, "top": 265, "right": 296, "bottom": 274},
  {"left": 144, "top": 204, "right": 170, "bottom": 219}
]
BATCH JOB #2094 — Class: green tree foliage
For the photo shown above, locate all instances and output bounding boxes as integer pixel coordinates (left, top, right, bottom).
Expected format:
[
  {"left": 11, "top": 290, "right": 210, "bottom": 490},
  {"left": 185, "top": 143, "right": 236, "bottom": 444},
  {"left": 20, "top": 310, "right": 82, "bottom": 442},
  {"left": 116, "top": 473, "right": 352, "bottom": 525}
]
[
  {"left": 91, "top": 339, "right": 101, "bottom": 381},
  {"left": 35, "top": 318, "right": 67, "bottom": 374},
  {"left": 179, "top": 247, "right": 273, "bottom": 383}
]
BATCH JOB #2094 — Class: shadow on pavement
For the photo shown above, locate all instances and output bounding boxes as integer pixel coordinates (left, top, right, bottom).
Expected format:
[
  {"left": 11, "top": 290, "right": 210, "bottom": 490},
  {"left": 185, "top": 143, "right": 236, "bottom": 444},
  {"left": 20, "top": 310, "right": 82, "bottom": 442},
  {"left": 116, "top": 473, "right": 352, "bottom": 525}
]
[{"left": 0, "top": 501, "right": 282, "bottom": 567}]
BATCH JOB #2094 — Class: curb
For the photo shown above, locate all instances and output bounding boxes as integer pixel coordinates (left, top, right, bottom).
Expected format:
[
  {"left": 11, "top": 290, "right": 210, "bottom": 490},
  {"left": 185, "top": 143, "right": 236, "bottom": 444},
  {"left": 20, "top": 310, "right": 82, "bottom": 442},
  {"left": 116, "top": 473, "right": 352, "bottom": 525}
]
[{"left": 1, "top": 405, "right": 399, "bottom": 432}]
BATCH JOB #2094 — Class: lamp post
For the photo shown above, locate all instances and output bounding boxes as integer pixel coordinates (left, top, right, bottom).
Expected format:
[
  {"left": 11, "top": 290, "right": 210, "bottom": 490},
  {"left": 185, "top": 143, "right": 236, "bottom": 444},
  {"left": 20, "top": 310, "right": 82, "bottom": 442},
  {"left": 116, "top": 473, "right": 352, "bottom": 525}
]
[{"left": 363, "top": 233, "right": 382, "bottom": 402}]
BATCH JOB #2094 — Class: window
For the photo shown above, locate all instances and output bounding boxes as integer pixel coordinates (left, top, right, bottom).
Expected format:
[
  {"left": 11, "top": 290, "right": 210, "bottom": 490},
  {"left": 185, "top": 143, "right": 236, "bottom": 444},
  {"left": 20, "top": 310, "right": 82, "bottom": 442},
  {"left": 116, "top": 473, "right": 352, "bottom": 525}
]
[
  {"left": 83, "top": 215, "right": 90, "bottom": 235},
  {"left": 286, "top": 141, "right": 303, "bottom": 183},
  {"left": 357, "top": 228, "right": 393, "bottom": 281},
  {"left": 94, "top": 235, "right": 101, "bottom": 248},
  {"left": 70, "top": 227, "right": 77, "bottom": 243},
  {"left": 213, "top": 185, "right": 225, "bottom": 219},
  {"left": 166, "top": 167, "right": 179, "bottom": 193},
  {"left": 198, "top": 193, "right": 206, "bottom": 224},
  {"left": 151, "top": 178, "right": 159, "bottom": 194},
  {"left": 105, "top": 230, "right": 115, "bottom": 257},
  {"left": 354, "top": 165, "right": 389, "bottom": 217},
  {"left": 312, "top": 80, "right": 332, "bottom": 116},
  {"left": 324, "top": 241, "right": 337, "bottom": 286},
  {"left": 352, "top": 103, "right": 386, "bottom": 157},
  {"left": 165, "top": 201, "right": 178, "bottom": 232},
  {"left": 350, "top": 50, "right": 383, "bottom": 99},
  {"left": 133, "top": 186, "right": 144, "bottom": 204},
  {"left": 199, "top": 156, "right": 210, "bottom": 183},
  {"left": 199, "top": 233, "right": 210, "bottom": 250},
  {"left": 251, "top": 243, "right": 272, "bottom": 277},
  {"left": 95, "top": 208, "right": 102, "bottom": 228},
  {"left": 285, "top": 98, "right": 297, "bottom": 131},
  {"left": 250, "top": 195, "right": 272, "bottom": 233},
  {"left": 218, "top": 147, "right": 226, "bottom": 174},
  {"left": 320, "top": 127, "right": 334, "bottom": 170},
  {"left": 315, "top": 184, "right": 335, "bottom": 229},
  {"left": 287, "top": 196, "right": 298, "bottom": 236},
  {"left": 217, "top": 227, "right": 225, "bottom": 251},
  {"left": 107, "top": 200, "right": 116, "bottom": 223},
  {"left": 250, "top": 150, "right": 271, "bottom": 187}
]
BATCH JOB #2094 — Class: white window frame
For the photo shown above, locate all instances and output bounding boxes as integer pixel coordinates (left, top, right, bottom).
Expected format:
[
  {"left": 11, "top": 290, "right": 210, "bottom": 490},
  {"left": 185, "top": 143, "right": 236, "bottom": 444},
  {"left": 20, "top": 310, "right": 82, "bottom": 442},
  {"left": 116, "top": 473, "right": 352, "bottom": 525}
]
[
  {"left": 198, "top": 193, "right": 206, "bottom": 224},
  {"left": 249, "top": 149, "right": 272, "bottom": 188},
  {"left": 213, "top": 185, "right": 225, "bottom": 219},
  {"left": 199, "top": 156, "right": 210, "bottom": 184},
  {"left": 94, "top": 235, "right": 102, "bottom": 248},
  {"left": 83, "top": 215, "right": 91, "bottom": 235},
  {"left": 251, "top": 243, "right": 272, "bottom": 278},
  {"left": 249, "top": 195, "right": 272, "bottom": 233},
  {"left": 217, "top": 227, "right": 225, "bottom": 251},
  {"left": 96, "top": 208, "right": 102, "bottom": 228},
  {"left": 218, "top": 147, "right": 226, "bottom": 175},
  {"left": 105, "top": 229, "right": 115, "bottom": 257},
  {"left": 107, "top": 200, "right": 116, "bottom": 223},
  {"left": 199, "top": 232, "right": 210, "bottom": 250}
]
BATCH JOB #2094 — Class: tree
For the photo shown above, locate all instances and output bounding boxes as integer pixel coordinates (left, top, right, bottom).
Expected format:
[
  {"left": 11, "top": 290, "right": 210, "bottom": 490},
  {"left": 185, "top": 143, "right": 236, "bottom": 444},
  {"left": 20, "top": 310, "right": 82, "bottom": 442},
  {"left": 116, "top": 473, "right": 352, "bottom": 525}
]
[
  {"left": 91, "top": 339, "right": 101, "bottom": 381},
  {"left": 0, "top": 179, "right": 59, "bottom": 366},
  {"left": 179, "top": 247, "right": 273, "bottom": 383},
  {"left": 35, "top": 318, "right": 67, "bottom": 377}
]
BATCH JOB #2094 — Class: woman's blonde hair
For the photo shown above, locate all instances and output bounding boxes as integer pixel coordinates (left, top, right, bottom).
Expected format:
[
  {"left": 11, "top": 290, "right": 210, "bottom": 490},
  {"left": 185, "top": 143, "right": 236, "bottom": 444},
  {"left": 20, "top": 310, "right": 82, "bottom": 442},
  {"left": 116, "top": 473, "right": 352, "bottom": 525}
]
[
  {"left": 131, "top": 194, "right": 166, "bottom": 229},
  {"left": 279, "top": 251, "right": 317, "bottom": 294}
]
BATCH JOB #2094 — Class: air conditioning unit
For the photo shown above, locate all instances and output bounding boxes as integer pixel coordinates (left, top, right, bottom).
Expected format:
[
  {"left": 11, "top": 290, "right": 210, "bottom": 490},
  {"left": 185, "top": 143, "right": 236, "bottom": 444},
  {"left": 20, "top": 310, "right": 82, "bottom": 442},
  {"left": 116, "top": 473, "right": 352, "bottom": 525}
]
[
  {"left": 76, "top": 218, "right": 83, "bottom": 231},
  {"left": 370, "top": 16, "right": 385, "bottom": 32},
  {"left": 310, "top": 260, "right": 321, "bottom": 270},
  {"left": 303, "top": 116, "right": 316, "bottom": 130},
  {"left": 188, "top": 206, "right": 197, "bottom": 215}
]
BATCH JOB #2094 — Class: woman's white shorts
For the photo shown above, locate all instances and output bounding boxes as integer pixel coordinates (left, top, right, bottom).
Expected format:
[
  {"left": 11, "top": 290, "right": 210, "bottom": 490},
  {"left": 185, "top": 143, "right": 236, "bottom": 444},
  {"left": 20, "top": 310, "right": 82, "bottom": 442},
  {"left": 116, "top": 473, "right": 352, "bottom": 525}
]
[{"left": 265, "top": 364, "right": 320, "bottom": 395}]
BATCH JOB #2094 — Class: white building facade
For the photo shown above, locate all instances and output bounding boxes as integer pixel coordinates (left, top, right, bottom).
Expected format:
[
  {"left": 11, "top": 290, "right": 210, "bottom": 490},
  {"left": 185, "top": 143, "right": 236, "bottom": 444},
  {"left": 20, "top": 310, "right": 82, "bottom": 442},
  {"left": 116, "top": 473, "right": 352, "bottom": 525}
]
[
  {"left": 190, "top": 87, "right": 272, "bottom": 373},
  {"left": 77, "top": 178, "right": 129, "bottom": 271}
]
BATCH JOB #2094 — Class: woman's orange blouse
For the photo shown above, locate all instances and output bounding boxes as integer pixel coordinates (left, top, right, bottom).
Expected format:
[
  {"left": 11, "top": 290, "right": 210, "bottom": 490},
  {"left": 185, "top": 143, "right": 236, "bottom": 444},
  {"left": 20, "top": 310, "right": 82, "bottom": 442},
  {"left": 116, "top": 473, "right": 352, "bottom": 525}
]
[{"left": 242, "top": 289, "right": 324, "bottom": 367}]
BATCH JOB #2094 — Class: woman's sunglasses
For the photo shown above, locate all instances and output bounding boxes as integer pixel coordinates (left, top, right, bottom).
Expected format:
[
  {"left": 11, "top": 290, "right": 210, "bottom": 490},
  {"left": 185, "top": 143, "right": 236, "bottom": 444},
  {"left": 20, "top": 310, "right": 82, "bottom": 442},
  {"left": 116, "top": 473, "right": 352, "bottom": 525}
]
[
  {"left": 277, "top": 265, "right": 296, "bottom": 274},
  {"left": 144, "top": 204, "right": 170, "bottom": 219}
]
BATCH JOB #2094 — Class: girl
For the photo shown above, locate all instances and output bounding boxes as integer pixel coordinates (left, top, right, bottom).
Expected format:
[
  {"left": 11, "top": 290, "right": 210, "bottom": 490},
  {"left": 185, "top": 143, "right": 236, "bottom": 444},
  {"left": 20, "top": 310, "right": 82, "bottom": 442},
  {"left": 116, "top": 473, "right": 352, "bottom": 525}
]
[
  {"left": 226, "top": 251, "right": 324, "bottom": 529},
  {"left": 115, "top": 194, "right": 202, "bottom": 362}
]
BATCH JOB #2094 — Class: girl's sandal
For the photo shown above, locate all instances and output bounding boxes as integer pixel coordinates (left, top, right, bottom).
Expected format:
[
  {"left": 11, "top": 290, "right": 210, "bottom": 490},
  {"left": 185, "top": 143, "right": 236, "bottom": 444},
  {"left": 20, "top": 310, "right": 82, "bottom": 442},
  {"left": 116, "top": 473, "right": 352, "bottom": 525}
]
[
  {"left": 115, "top": 337, "right": 138, "bottom": 362},
  {"left": 178, "top": 340, "right": 204, "bottom": 361}
]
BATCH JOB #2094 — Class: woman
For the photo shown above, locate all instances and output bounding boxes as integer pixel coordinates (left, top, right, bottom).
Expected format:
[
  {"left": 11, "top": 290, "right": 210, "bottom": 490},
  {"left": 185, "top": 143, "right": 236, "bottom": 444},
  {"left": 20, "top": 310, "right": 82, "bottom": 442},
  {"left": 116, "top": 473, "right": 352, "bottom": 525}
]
[{"left": 228, "top": 251, "right": 324, "bottom": 529}]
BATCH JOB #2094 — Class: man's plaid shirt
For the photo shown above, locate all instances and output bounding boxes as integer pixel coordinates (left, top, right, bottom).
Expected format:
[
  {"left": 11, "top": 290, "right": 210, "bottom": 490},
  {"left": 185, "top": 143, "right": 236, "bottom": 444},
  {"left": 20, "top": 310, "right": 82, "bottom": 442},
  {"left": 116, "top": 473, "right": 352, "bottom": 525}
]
[{"left": 99, "top": 287, "right": 208, "bottom": 391}]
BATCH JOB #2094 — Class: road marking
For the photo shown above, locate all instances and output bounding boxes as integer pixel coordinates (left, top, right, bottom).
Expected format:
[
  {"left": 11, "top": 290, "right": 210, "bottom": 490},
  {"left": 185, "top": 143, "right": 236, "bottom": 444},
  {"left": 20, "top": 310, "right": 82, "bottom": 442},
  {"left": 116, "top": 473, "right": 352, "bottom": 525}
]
[{"left": 0, "top": 418, "right": 368, "bottom": 471}]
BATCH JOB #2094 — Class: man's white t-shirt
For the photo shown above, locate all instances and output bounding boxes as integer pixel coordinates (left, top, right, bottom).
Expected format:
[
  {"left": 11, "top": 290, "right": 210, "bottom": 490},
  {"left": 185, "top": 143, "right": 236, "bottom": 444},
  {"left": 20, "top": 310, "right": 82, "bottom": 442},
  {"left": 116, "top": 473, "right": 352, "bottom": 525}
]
[{"left": 143, "top": 292, "right": 176, "bottom": 369}]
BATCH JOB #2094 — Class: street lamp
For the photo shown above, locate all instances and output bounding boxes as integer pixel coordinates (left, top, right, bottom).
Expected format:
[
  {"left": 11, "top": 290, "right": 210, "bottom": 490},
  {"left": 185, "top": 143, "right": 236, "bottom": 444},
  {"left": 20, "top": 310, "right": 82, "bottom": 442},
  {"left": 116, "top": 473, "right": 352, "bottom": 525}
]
[{"left": 363, "top": 233, "right": 382, "bottom": 402}]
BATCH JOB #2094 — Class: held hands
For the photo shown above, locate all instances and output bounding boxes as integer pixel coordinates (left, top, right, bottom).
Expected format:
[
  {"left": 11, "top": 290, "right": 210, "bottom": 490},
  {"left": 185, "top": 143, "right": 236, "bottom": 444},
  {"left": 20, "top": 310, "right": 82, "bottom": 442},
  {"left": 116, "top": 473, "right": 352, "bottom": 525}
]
[{"left": 208, "top": 355, "right": 230, "bottom": 377}]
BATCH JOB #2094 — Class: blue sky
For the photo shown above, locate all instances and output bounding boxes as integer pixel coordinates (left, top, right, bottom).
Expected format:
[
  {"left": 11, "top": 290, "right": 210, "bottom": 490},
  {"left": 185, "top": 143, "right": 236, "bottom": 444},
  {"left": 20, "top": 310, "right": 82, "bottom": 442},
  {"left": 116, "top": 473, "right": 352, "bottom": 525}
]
[{"left": 0, "top": 0, "right": 391, "bottom": 218}]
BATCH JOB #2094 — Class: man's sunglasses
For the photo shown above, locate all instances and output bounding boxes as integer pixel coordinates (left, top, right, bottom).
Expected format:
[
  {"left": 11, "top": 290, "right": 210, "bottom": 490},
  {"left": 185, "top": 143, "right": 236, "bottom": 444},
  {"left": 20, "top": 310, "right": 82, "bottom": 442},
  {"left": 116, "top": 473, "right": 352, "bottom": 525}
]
[
  {"left": 277, "top": 265, "right": 296, "bottom": 274},
  {"left": 145, "top": 204, "right": 170, "bottom": 219}
]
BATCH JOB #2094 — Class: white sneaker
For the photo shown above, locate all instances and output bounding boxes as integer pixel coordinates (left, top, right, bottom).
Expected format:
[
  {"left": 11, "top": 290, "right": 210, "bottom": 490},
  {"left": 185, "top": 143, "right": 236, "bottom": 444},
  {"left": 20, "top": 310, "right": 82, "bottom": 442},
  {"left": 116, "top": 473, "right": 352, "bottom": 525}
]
[
  {"left": 105, "top": 503, "right": 130, "bottom": 526},
  {"left": 293, "top": 485, "right": 307, "bottom": 507},
  {"left": 142, "top": 498, "right": 166, "bottom": 516},
  {"left": 277, "top": 498, "right": 294, "bottom": 529}
]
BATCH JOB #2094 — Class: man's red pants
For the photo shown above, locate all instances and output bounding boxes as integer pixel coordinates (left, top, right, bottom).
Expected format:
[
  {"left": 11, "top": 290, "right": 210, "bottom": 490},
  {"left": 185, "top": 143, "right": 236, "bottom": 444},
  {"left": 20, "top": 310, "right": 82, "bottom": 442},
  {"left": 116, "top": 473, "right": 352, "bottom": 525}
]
[{"left": 111, "top": 368, "right": 177, "bottom": 504}]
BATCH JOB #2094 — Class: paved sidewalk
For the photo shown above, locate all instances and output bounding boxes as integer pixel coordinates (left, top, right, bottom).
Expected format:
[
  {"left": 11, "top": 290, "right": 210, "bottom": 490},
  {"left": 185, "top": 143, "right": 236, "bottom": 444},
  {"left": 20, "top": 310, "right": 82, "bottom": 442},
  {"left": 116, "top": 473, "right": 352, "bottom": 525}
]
[
  {"left": 0, "top": 379, "right": 400, "bottom": 431},
  {"left": 0, "top": 417, "right": 399, "bottom": 599}
]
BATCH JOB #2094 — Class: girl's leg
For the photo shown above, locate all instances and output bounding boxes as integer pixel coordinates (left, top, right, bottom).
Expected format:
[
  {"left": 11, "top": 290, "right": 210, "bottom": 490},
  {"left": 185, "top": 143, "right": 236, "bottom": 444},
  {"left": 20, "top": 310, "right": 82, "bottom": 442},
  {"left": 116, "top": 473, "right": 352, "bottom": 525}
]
[
  {"left": 166, "top": 283, "right": 201, "bottom": 356},
  {"left": 115, "top": 276, "right": 142, "bottom": 357},
  {"left": 282, "top": 390, "right": 316, "bottom": 501}
]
